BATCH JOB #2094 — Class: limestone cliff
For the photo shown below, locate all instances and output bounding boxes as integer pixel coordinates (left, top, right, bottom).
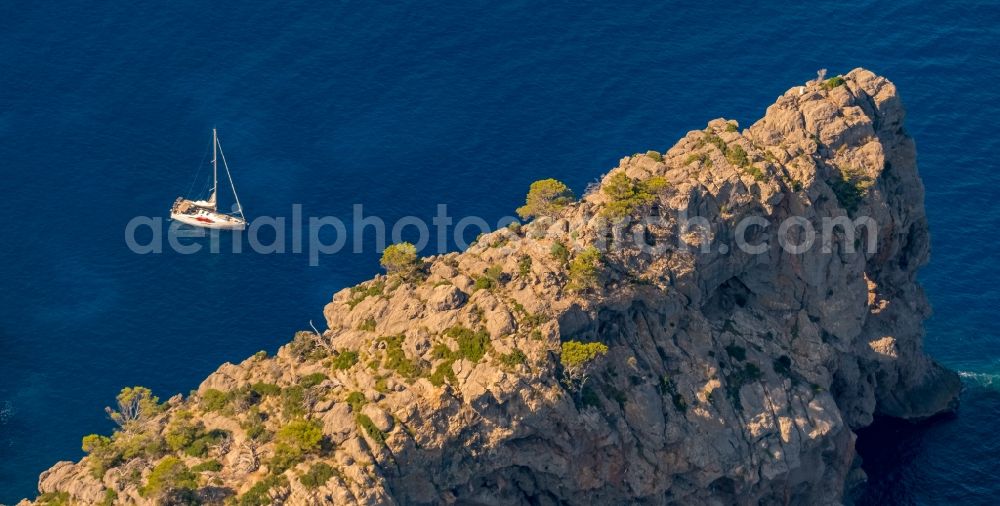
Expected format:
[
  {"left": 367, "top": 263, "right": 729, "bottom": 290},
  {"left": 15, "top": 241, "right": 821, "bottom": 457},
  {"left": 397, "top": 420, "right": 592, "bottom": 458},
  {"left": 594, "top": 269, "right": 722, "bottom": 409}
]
[{"left": 24, "top": 68, "right": 960, "bottom": 506}]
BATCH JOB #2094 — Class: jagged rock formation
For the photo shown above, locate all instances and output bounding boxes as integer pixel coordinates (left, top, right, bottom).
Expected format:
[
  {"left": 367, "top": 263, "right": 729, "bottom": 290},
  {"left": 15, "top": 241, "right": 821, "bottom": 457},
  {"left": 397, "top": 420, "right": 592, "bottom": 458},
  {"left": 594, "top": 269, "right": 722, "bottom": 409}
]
[{"left": 23, "top": 68, "right": 960, "bottom": 506}]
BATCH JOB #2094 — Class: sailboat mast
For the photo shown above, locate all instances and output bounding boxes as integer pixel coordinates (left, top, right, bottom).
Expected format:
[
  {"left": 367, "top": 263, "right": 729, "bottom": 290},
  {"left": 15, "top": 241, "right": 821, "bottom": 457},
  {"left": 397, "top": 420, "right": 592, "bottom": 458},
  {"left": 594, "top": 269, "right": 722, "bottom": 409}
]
[{"left": 211, "top": 128, "right": 218, "bottom": 210}]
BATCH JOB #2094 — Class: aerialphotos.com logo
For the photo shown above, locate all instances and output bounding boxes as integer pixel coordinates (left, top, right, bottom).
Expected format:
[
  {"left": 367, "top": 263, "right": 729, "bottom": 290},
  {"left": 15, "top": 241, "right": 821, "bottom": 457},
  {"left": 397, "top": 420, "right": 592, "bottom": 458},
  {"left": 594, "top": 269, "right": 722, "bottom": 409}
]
[{"left": 124, "top": 203, "right": 878, "bottom": 266}]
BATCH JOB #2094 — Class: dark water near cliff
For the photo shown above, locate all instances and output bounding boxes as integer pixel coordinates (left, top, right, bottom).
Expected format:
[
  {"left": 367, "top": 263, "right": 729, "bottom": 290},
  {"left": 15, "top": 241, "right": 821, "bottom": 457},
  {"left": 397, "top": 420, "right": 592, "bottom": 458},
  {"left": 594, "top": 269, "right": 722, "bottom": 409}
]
[{"left": 1, "top": 1, "right": 998, "bottom": 503}]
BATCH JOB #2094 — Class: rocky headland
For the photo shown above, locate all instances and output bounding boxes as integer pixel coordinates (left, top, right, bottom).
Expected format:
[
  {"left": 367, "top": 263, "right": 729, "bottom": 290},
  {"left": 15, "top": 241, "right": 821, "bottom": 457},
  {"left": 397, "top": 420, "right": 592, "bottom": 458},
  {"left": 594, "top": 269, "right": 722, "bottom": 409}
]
[{"left": 23, "top": 68, "right": 960, "bottom": 505}]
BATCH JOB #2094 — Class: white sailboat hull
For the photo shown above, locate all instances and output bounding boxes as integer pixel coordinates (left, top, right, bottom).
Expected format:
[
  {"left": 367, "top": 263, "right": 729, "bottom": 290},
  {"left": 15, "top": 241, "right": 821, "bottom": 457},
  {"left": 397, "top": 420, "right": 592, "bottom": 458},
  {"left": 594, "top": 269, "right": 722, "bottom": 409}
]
[
  {"left": 170, "top": 200, "right": 246, "bottom": 230},
  {"left": 170, "top": 211, "right": 246, "bottom": 230}
]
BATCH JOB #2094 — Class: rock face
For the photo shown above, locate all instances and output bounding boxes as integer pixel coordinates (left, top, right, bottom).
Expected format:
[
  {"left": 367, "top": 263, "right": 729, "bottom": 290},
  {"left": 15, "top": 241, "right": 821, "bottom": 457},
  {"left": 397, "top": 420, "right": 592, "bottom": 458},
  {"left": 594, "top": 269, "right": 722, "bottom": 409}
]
[{"left": 23, "top": 69, "right": 959, "bottom": 505}]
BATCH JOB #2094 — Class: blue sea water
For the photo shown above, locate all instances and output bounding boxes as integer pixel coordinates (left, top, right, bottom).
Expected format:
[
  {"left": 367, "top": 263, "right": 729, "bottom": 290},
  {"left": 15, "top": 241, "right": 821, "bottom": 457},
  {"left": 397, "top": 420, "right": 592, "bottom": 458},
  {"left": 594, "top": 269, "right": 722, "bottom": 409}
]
[{"left": 1, "top": 1, "right": 998, "bottom": 503}]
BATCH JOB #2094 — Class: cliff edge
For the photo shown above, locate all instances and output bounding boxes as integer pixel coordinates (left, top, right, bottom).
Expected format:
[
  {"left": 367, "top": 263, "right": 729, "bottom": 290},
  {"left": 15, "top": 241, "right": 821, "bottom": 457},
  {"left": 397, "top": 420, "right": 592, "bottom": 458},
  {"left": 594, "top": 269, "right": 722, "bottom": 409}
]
[{"left": 24, "top": 68, "right": 960, "bottom": 506}]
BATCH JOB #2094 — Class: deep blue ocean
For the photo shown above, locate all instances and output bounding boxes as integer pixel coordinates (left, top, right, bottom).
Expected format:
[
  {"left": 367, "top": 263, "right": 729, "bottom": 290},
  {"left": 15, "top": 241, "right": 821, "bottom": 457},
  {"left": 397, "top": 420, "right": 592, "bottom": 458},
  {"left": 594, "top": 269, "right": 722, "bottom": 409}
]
[{"left": 1, "top": 1, "right": 998, "bottom": 503}]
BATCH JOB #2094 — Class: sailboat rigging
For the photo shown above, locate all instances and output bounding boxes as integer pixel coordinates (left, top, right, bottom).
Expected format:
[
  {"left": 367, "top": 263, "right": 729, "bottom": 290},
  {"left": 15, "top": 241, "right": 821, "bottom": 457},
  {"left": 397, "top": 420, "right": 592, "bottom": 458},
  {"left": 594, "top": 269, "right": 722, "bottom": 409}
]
[{"left": 170, "top": 129, "right": 247, "bottom": 230}]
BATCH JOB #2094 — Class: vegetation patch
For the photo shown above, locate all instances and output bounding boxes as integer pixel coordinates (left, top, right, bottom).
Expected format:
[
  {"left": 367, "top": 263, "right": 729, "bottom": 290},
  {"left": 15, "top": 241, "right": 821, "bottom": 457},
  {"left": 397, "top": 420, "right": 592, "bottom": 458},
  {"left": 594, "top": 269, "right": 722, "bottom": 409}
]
[
  {"left": 347, "top": 280, "right": 386, "bottom": 309},
  {"left": 380, "top": 242, "right": 419, "bottom": 276},
  {"left": 356, "top": 413, "right": 386, "bottom": 445},
  {"left": 773, "top": 355, "right": 792, "bottom": 377},
  {"left": 579, "top": 386, "right": 601, "bottom": 409},
  {"left": 822, "top": 76, "right": 846, "bottom": 90},
  {"left": 200, "top": 389, "right": 229, "bottom": 412},
  {"left": 299, "top": 462, "right": 340, "bottom": 489},
  {"left": 288, "top": 331, "right": 329, "bottom": 361},
  {"left": 105, "top": 386, "right": 163, "bottom": 431},
  {"left": 358, "top": 316, "right": 377, "bottom": 331},
  {"left": 429, "top": 360, "right": 458, "bottom": 387},
  {"left": 191, "top": 459, "right": 223, "bottom": 473},
  {"left": 516, "top": 179, "right": 575, "bottom": 220},
  {"left": 560, "top": 340, "right": 610, "bottom": 393},
  {"left": 299, "top": 372, "right": 328, "bottom": 389},
  {"left": 645, "top": 150, "right": 663, "bottom": 162},
  {"left": 497, "top": 349, "right": 528, "bottom": 370},
  {"left": 601, "top": 172, "right": 669, "bottom": 219},
  {"left": 445, "top": 325, "right": 491, "bottom": 362},
  {"left": 281, "top": 385, "right": 306, "bottom": 420},
  {"left": 140, "top": 456, "right": 197, "bottom": 501},
  {"left": 251, "top": 382, "right": 282, "bottom": 397},
  {"left": 550, "top": 240, "right": 569, "bottom": 265},
  {"left": 270, "top": 419, "right": 323, "bottom": 475},
  {"left": 567, "top": 247, "right": 603, "bottom": 292},
  {"left": 684, "top": 152, "right": 711, "bottom": 167},
  {"left": 37, "top": 491, "right": 70, "bottom": 506},
  {"left": 238, "top": 475, "right": 289, "bottom": 506},
  {"left": 346, "top": 391, "right": 366, "bottom": 413},
  {"left": 725, "top": 144, "right": 749, "bottom": 167},
  {"left": 700, "top": 131, "right": 728, "bottom": 151},
  {"left": 383, "top": 334, "right": 424, "bottom": 379},
  {"left": 241, "top": 407, "right": 271, "bottom": 443},
  {"left": 165, "top": 411, "right": 230, "bottom": 458},
  {"left": 724, "top": 344, "right": 747, "bottom": 362},
  {"left": 828, "top": 166, "right": 872, "bottom": 215},
  {"left": 99, "top": 489, "right": 117, "bottom": 506},
  {"left": 474, "top": 265, "right": 504, "bottom": 291},
  {"left": 331, "top": 350, "right": 359, "bottom": 370},
  {"left": 517, "top": 255, "right": 532, "bottom": 277}
]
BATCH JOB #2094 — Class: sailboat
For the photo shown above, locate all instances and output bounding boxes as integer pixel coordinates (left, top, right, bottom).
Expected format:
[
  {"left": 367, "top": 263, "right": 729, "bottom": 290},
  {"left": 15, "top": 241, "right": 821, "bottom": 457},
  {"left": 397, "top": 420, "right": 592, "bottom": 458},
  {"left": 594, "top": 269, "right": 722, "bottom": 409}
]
[{"left": 170, "top": 129, "right": 247, "bottom": 230}]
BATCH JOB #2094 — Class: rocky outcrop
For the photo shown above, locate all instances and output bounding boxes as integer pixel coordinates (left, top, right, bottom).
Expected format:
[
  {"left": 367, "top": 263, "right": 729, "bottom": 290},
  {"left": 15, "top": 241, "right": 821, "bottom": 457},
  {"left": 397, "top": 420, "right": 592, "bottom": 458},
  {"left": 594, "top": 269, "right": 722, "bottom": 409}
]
[{"left": 22, "top": 68, "right": 958, "bottom": 505}]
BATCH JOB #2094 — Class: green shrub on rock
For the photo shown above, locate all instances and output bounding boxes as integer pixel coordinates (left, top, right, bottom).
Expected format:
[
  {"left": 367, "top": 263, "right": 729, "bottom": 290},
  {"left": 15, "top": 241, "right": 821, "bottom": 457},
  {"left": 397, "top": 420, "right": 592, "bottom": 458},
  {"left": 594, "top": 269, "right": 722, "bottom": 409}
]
[
  {"left": 238, "top": 475, "right": 289, "bottom": 506},
  {"left": 81, "top": 434, "right": 120, "bottom": 479},
  {"left": 357, "top": 316, "right": 377, "bottom": 331},
  {"left": 200, "top": 388, "right": 229, "bottom": 412},
  {"left": 567, "top": 247, "right": 602, "bottom": 292},
  {"left": 37, "top": 491, "right": 70, "bottom": 506},
  {"left": 383, "top": 334, "right": 424, "bottom": 379},
  {"left": 346, "top": 391, "right": 366, "bottom": 413},
  {"left": 99, "top": 489, "right": 117, "bottom": 506},
  {"left": 191, "top": 459, "right": 223, "bottom": 473},
  {"left": 828, "top": 166, "right": 872, "bottom": 215},
  {"left": 140, "top": 456, "right": 197, "bottom": 501},
  {"left": 560, "top": 340, "right": 609, "bottom": 393},
  {"left": 105, "top": 386, "right": 162, "bottom": 431},
  {"left": 380, "top": 242, "right": 418, "bottom": 276},
  {"left": 356, "top": 413, "right": 386, "bottom": 445},
  {"left": 725, "top": 144, "right": 749, "bottom": 167},
  {"left": 299, "top": 462, "right": 339, "bottom": 489},
  {"left": 516, "top": 179, "right": 575, "bottom": 220},
  {"left": 242, "top": 407, "right": 271, "bottom": 443},
  {"left": 429, "top": 360, "right": 458, "bottom": 386},
  {"left": 299, "top": 373, "right": 328, "bottom": 389},
  {"left": 517, "top": 255, "right": 532, "bottom": 277},
  {"left": 550, "top": 240, "right": 569, "bottom": 265},
  {"left": 251, "top": 382, "right": 282, "bottom": 397},
  {"left": 497, "top": 349, "right": 528, "bottom": 370},
  {"left": 347, "top": 280, "right": 385, "bottom": 309},
  {"left": 165, "top": 411, "right": 230, "bottom": 458},
  {"left": 445, "top": 326, "right": 491, "bottom": 362},
  {"left": 113, "top": 429, "right": 167, "bottom": 461},
  {"left": 281, "top": 385, "right": 306, "bottom": 420},
  {"left": 270, "top": 420, "right": 323, "bottom": 474},
  {"left": 601, "top": 172, "right": 668, "bottom": 219},
  {"left": 331, "top": 350, "right": 359, "bottom": 370},
  {"left": 822, "top": 76, "right": 846, "bottom": 90}
]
